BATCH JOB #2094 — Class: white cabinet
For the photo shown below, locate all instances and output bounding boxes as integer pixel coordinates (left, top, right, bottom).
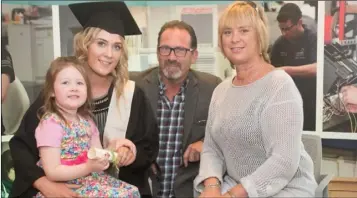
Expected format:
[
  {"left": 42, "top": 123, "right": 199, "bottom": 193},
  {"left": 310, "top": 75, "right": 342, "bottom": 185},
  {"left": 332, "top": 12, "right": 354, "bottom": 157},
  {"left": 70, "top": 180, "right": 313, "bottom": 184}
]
[
  {"left": 7, "top": 24, "right": 37, "bottom": 82},
  {"left": 35, "top": 27, "right": 54, "bottom": 82},
  {"left": 7, "top": 24, "right": 53, "bottom": 83}
]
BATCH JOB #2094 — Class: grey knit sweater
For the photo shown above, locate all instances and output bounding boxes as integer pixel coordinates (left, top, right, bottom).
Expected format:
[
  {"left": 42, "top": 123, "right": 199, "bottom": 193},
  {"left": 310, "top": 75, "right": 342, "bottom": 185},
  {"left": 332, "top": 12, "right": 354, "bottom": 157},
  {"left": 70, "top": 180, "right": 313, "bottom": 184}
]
[{"left": 194, "top": 70, "right": 317, "bottom": 197}]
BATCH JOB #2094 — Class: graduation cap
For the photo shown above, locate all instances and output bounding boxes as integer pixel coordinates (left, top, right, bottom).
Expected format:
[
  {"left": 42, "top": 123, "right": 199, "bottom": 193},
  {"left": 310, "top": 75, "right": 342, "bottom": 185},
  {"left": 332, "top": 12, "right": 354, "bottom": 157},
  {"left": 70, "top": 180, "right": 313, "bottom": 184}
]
[{"left": 69, "top": 1, "right": 142, "bottom": 38}]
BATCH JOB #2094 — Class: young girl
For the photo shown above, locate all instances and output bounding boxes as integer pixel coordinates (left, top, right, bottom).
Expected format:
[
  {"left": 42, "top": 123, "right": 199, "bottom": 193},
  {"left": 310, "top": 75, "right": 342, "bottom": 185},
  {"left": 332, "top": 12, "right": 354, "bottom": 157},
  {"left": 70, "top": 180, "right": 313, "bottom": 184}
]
[{"left": 34, "top": 56, "right": 140, "bottom": 198}]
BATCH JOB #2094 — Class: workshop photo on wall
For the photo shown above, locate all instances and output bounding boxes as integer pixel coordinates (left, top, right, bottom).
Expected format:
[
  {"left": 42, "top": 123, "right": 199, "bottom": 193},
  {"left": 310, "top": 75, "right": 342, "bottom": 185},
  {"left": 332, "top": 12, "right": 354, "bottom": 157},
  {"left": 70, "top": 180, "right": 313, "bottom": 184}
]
[
  {"left": 267, "top": 1, "right": 318, "bottom": 132},
  {"left": 323, "top": 0, "right": 357, "bottom": 133}
]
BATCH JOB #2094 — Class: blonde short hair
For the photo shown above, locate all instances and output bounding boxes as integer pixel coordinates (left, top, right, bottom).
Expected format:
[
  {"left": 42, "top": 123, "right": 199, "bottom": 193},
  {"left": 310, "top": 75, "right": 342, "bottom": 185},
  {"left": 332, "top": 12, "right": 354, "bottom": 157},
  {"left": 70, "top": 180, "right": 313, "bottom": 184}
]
[
  {"left": 73, "top": 27, "right": 129, "bottom": 106},
  {"left": 218, "top": 1, "right": 270, "bottom": 65}
]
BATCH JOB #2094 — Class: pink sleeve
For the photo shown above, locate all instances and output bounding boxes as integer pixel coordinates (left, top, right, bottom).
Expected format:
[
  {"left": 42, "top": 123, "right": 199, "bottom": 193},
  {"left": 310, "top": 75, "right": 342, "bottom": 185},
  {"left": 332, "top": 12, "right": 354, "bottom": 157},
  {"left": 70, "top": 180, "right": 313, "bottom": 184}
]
[
  {"left": 88, "top": 119, "right": 100, "bottom": 140},
  {"left": 35, "top": 118, "right": 64, "bottom": 148}
]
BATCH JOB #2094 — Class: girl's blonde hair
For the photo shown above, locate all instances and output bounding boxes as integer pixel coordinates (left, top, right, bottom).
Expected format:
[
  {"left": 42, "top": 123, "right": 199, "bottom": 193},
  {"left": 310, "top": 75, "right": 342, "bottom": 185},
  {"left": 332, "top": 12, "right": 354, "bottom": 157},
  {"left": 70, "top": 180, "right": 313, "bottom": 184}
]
[
  {"left": 73, "top": 27, "right": 129, "bottom": 108},
  {"left": 218, "top": 1, "right": 270, "bottom": 66},
  {"left": 38, "top": 56, "right": 92, "bottom": 124}
]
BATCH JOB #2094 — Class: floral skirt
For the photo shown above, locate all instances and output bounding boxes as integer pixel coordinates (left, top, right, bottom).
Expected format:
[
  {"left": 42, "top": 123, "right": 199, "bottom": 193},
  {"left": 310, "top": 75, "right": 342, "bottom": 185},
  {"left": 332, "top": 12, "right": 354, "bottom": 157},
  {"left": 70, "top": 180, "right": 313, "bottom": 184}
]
[{"left": 35, "top": 172, "right": 141, "bottom": 198}]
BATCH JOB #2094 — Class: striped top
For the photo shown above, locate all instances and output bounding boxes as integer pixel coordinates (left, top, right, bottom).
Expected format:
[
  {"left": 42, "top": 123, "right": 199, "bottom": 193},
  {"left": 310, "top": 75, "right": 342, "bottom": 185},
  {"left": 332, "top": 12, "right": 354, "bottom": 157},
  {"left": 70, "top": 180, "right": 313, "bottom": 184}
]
[{"left": 92, "top": 89, "right": 112, "bottom": 143}]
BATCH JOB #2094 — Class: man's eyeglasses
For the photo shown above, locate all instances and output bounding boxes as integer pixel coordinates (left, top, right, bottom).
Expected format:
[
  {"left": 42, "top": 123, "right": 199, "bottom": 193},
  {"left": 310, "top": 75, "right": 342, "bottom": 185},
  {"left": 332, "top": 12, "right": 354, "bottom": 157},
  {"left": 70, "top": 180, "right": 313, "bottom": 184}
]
[
  {"left": 158, "top": 46, "right": 194, "bottom": 57},
  {"left": 279, "top": 24, "right": 296, "bottom": 32}
]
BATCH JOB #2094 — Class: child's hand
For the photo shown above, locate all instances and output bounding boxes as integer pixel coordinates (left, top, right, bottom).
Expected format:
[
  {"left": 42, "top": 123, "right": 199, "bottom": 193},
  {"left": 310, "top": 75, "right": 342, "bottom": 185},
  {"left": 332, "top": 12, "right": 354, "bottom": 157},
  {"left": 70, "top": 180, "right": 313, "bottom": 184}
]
[{"left": 86, "top": 157, "right": 110, "bottom": 172}]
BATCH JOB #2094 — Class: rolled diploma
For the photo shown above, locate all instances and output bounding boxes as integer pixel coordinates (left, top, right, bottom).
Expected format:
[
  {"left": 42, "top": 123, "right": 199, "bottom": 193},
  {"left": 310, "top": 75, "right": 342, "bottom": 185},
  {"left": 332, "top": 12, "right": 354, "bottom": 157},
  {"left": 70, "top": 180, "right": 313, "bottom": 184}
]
[{"left": 87, "top": 148, "right": 118, "bottom": 163}]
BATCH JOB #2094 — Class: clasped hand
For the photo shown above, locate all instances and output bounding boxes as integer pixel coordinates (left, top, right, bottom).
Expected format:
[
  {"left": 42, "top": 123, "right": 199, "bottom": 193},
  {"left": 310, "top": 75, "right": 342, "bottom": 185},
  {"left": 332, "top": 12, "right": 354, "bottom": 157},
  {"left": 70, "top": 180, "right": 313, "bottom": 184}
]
[
  {"left": 107, "top": 138, "right": 137, "bottom": 167},
  {"left": 183, "top": 140, "right": 203, "bottom": 167}
]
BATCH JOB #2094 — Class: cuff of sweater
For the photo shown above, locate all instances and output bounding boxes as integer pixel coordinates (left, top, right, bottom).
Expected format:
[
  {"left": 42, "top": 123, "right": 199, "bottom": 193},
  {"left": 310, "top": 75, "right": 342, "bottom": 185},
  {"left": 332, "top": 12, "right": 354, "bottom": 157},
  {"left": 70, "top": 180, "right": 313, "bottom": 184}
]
[
  {"left": 194, "top": 175, "right": 223, "bottom": 194},
  {"left": 240, "top": 176, "right": 259, "bottom": 197}
]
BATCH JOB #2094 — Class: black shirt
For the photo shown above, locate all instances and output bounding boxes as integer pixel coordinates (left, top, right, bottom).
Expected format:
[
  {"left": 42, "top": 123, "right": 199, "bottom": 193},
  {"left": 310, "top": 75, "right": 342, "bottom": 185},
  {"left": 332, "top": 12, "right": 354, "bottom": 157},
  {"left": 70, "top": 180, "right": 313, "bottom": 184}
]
[
  {"left": 1, "top": 48, "right": 15, "bottom": 134},
  {"left": 270, "top": 25, "right": 317, "bottom": 131},
  {"left": 1, "top": 48, "right": 15, "bottom": 83}
]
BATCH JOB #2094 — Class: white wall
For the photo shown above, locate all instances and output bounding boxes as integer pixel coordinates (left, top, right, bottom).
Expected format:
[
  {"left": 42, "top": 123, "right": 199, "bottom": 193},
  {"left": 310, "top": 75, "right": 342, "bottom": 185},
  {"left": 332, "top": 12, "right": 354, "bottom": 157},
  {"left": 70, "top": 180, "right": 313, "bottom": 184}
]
[
  {"left": 129, "top": 6, "right": 148, "bottom": 29},
  {"left": 58, "top": 5, "right": 81, "bottom": 56},
  {"left": 1, "top": 4, "right": 30, "bottom": 14},
  {"left": 147, "top": 6, "right": 177, "bottom": 49},
  {"left": 284, "top": 1, "right": 316, "bottom": 18}
]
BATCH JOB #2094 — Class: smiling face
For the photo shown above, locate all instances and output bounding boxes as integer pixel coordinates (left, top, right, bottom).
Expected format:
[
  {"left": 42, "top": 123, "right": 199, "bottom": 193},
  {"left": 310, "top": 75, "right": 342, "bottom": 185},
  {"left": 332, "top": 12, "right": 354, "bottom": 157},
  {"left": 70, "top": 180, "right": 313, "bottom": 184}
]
[
  {"left": 53, "top": 65, "right": 87, "bottom": 112},
  {"left": 87, "top": 29, "right": 123, "bottom": 77},
  {"left": 221, "top": 23, "right": 260, "bottom": 65},
  {"left": 218, "top": 1, "right": 269, "bottom": 66},
  {"left": 157, "top": 28, "right": 198, "bottom": 82}
]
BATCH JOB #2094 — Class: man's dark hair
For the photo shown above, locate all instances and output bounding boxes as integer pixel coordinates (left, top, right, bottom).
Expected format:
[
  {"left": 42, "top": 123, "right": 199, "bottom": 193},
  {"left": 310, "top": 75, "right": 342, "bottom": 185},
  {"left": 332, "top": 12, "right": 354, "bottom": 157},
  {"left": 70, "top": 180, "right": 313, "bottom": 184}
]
[
  {"left": 277, "top": 3, "right": 302, "bottom": 24},
  {"left": 157, "top": 20, "right": 197, "bottom": 49}
]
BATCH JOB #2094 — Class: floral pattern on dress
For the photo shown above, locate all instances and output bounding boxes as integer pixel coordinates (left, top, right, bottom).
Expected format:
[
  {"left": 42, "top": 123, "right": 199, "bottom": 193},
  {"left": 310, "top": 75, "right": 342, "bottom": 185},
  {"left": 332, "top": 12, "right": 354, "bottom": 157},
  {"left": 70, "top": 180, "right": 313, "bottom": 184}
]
[{"left": 35, "top": 113, "right": 140, "bottom": 198}]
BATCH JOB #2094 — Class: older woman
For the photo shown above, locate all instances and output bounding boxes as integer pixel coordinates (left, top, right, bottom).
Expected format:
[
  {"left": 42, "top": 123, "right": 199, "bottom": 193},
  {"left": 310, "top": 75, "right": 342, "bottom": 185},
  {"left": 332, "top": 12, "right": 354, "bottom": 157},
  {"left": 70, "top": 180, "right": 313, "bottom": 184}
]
[
  {"left": 9, "top": 2, "right": 158, "bottom": 198},
  {"left": 194, "top": 1, "right": 317, "bottom": 197}
]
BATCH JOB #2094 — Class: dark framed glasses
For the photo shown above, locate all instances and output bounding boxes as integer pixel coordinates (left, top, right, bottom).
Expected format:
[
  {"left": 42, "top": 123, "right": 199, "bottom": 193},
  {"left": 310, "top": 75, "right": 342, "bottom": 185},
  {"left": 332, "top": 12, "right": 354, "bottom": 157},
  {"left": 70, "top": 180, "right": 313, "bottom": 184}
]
[
  {"left": 158, "top": 46, "right": 194, "bottom": 57},
  {"left": 279, "top": 24, "right": 296, "bottom": 32}
]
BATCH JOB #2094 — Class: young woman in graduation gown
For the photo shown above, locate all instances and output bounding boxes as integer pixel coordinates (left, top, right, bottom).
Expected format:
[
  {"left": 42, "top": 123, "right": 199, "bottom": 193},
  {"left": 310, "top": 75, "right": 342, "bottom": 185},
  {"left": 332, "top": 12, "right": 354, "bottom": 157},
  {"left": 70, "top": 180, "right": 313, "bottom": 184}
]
[{"left": 9, "top": 2, "right": 159, "bottom": 198}]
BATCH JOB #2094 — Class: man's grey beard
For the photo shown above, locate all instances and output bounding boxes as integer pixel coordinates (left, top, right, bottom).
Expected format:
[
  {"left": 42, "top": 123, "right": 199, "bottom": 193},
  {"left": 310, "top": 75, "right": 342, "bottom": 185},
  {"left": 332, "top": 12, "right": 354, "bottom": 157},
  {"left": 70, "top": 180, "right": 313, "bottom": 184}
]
[{"left": 162, "top": 65, "right": 183, "bottom": 81}]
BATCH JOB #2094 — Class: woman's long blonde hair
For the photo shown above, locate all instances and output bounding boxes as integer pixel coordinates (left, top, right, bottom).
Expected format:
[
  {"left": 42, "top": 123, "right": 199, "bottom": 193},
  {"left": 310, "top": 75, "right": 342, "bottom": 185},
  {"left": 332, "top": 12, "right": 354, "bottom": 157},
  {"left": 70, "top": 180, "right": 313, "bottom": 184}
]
[
  {"left": 218, "top": 1, "right": 270, "bottom": 67},
  {"left": 73, "top": 27, "right": 129, "bottom": 107}
]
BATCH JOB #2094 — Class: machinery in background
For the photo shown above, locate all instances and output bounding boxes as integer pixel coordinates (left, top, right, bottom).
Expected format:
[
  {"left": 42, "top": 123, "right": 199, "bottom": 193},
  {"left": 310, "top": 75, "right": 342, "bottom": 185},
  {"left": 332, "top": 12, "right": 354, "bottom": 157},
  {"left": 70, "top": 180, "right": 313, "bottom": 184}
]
[{"left": 323, "top": 0, "right": 357, "bottom": 132}]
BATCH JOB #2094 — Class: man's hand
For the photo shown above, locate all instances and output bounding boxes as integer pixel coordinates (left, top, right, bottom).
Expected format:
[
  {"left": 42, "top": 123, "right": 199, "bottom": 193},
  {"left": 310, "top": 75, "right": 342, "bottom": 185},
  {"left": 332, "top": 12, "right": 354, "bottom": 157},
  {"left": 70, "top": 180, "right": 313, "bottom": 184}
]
[
  {"left": 278, "top": 63, "right": 316, "bottom": 77},
  {"left": 33, "top": 176, "right": 81, "bottom": 198},
  {"left": 183, "top": 140, "right": 203, "bottom": 167},
  {"left": 341, "top": 85, "right": 357, "bottom": 108}
]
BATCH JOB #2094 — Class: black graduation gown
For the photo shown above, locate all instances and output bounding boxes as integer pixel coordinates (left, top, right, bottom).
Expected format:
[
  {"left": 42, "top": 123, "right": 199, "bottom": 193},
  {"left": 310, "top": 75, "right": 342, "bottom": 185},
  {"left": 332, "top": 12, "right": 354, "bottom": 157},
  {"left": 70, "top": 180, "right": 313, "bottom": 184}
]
[{"left": 9, "top": 84, "right": 159, "bottom": 197}]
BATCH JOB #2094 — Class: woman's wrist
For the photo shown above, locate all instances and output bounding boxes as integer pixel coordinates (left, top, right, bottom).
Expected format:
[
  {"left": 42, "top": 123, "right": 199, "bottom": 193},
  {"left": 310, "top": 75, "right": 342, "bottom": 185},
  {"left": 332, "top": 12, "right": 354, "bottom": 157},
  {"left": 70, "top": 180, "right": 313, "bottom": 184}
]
[
  {"left": 204, "top": 182, "right": 221, "bottom": 189},
  {"left": 203, "top": 177, "right": 221, "bottom": 189}
]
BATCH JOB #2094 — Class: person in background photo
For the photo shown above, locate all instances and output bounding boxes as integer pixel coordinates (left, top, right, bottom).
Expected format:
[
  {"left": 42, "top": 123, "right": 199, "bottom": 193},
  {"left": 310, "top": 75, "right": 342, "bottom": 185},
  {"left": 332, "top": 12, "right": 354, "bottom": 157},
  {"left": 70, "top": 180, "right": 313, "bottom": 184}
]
[
  {"left": 270, "top": 3, "right": 317, "bottom": 131},
  {"left": 194, "top": 1, "right": 317, "bottom": 197},
  {"left": 9, "top": 2, "right": 159, "bottom": 198},
  {"left": 340, "top": 84, "right": 357, "bottom": 113},
  {"left": 1, "top": 46, "right": 16, "bottom": 135},
  {"left": 132, "top": 20, "right": 222, "bottom": 198},
  {"left": 276, "top": 1, "right": 317, "bottom": 33}
]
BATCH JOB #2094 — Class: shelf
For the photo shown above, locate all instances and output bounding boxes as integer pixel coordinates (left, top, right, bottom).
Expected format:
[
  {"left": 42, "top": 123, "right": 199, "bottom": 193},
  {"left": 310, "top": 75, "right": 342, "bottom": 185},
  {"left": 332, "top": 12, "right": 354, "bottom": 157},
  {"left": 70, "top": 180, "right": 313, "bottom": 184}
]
[
  {"left": 329, "top": 177, "right": 357, "bottom": 198},
  {"left": 303, "top": 131, "right": 357, "bottom": 140}
]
